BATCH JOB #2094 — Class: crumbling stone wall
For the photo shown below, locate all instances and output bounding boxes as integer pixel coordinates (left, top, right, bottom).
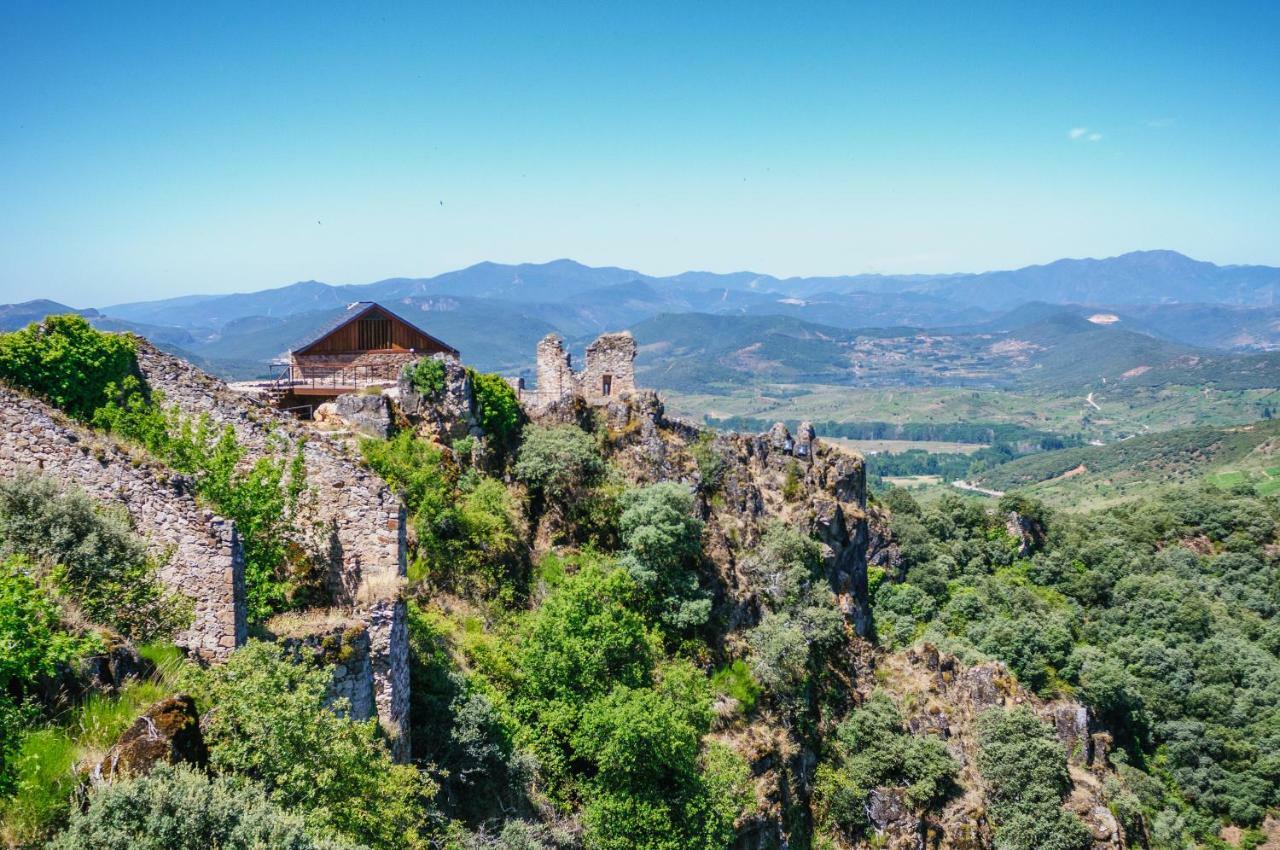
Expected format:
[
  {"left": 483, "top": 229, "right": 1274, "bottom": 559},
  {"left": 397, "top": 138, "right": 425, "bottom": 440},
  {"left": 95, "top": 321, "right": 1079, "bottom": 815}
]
[
  {"left": 523, "top": 331, "right": 639, "bottom": 411},
  {"left": 0, "top": 387, "right": 246, "bottom": 660},
  {"left": 281, "top": 624, "right": 376, "bottom": 722},
  {"left": 135, "top": 342, "right": 405, "bottom": 601},
  {"left": 581, "top": 333, "right": 637, "bottom": 405},
  {"left": 366, "top": 599, "right": 410, "bottom": 762},
  {"left": 133, "top": 341, "right": 411, "bottom": 757}
]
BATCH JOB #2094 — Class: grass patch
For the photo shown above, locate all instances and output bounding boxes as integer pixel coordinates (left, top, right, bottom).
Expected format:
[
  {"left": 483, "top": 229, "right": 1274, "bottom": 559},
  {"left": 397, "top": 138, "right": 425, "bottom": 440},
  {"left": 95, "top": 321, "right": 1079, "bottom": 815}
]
[
  {"left": 711, "top": 660, "right": 762, "bottom": 714},
  {"left": 0, "top": 643, "right": 189, "bottom": 846}
]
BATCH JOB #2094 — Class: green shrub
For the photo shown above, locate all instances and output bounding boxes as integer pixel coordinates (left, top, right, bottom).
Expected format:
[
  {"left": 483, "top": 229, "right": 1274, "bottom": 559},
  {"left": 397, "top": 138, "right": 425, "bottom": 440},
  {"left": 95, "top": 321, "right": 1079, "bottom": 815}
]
[
  {"left": 617, "top": 483, "right": 709, "bottom": 632},
  {"left": 976, "top": 707, "right": 1089, "bottom": 850},
  {"left": 0, "top": 475, "right": 191, "bottom": 641},
  {"left": 691, "top": 433, "right": 727, "bottom": 494},
  {"left": 364, "top": 432, "right": 524, "bottom": 599},
  {"left": 514, "top": 424, "right": 605, "bottom": 508},
  {"left": 405, "top": 358, "right": 446, "bottom": 398},
  {"left": 0, "top": 315, "right": 137, "bottom": 420},
  {"left": 468, "top": 369, "right": 521, "bottom": 448},
  {"left": 48, "top": 763, "right": 363, "bottom": 850},
  {"left": 813, "top": 692, "right": 957, "bottom": 841},
  {"left": 188, "top": 641, "right": 439, "bottom": 850},
  {"left": 0, "top": 557, "right": 101, "bottom": 796}
]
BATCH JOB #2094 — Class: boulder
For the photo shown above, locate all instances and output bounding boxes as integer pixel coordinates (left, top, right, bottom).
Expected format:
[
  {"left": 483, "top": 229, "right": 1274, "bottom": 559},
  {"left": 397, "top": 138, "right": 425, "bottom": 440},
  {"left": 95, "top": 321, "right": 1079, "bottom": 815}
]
[
  {"left": 90, "top": 694, "right": 208, "bottom": 783},
  {"left": 334, "top": 391, "right": 392, "bottom": 438}
]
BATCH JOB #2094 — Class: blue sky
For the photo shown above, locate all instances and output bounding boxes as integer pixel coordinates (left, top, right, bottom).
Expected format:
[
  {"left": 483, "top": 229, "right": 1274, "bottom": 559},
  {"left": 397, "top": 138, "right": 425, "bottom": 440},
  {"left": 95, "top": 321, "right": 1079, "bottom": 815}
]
[{"left": 2, "top": 1, "right": 1278, "bottom": 306}]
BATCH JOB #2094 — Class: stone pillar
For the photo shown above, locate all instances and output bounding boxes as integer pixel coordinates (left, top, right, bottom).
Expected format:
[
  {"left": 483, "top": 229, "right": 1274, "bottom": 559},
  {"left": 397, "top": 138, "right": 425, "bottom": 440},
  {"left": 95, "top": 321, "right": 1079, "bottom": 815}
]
[
  {"left": 533, "top": 334, "right": 577, "bottom": 407},
  {"left": 366, "top": 599, "right": 411, "bottom": 762}
]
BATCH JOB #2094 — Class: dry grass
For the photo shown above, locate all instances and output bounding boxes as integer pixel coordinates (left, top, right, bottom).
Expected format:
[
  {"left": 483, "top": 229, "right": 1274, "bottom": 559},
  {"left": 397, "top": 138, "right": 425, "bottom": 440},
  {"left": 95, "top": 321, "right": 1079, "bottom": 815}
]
[
  {"left": 355, "top": 571, "right": 406, "bottom": 606},
  {"left": 266, "top": 607, "right": 361, "bottom": 638}
]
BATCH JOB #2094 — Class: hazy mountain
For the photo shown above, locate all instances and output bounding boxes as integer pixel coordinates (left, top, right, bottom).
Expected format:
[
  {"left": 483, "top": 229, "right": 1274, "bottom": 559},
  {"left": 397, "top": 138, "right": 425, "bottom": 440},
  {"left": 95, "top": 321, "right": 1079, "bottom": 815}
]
[
  {"left": 0, "top": 299, "right": 93, "bottom": 331},
  {"left": 96, "top": 251, "right": 1280, "bottom": 335}
]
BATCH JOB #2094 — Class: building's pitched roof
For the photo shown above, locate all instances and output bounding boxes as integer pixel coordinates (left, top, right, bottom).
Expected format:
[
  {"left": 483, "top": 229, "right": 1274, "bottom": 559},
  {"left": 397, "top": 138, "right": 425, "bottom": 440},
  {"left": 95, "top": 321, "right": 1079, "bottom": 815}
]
[{"left": 289, "top": 301, "right": 458, "bottom": 356}]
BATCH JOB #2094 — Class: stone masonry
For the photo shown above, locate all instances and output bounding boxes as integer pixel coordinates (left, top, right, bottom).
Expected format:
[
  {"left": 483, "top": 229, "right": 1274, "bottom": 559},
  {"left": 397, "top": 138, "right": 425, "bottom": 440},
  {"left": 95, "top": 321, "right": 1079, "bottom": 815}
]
[
  {"left": 133, "top": 341, "right": 411, "bottom": 758},
  {"left": 523, "top": 331, "right": 638, "bottom": 411},
  {"left": 0, "top": 387, "right": 246, "bottom": 660}
]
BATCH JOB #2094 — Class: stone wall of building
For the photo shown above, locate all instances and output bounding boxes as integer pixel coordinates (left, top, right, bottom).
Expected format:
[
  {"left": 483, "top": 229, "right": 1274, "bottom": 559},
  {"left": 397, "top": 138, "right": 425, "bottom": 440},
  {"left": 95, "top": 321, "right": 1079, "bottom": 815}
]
[
  {"left": 133, "top": 341, "right": 411, "bottom": 758},
  {"left": 523, "top": 331, "right": 639, "bottom": 412},
  {"left": 136, "top": 342, "right": 405, "bottom": 601},
  {"left": 0, "top": 387, "right": 246, "bottom": 660},
  {"left": 280, "top": 624, "right": 376, "bottom": 722},
  {"left": 581, "top": 333, "right": 637, "bottom": 405},
  {"left": 366, "top": 599, "right": 410, "bottom": 762}
]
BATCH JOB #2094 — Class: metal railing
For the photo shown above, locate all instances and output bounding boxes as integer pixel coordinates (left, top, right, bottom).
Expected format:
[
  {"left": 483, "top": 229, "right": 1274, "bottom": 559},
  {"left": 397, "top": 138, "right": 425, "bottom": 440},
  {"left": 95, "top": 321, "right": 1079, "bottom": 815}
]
[{"left": 269, "top": 362, "right": 402, "bottom": 393}]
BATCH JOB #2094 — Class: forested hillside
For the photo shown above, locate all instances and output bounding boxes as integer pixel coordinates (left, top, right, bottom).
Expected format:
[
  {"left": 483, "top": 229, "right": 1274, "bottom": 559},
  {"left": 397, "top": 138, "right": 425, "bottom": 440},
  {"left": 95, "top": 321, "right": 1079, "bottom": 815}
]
[{"left": 1, "top": 317, "right": 1279, "bottom": 849}]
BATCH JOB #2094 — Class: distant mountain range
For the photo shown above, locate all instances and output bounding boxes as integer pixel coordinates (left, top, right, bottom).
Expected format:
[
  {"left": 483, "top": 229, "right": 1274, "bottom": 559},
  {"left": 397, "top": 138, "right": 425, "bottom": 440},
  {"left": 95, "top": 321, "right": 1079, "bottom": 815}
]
[{"left": 5, "top": 251, "right": 1280, "bottom": 388}]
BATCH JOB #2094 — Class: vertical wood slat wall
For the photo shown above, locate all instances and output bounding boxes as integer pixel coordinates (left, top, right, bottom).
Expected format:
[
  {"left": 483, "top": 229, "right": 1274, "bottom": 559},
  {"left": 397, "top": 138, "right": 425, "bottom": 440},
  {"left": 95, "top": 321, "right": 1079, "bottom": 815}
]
[{"left": 298, "top": 308, "right": 450, "bottom": 355}]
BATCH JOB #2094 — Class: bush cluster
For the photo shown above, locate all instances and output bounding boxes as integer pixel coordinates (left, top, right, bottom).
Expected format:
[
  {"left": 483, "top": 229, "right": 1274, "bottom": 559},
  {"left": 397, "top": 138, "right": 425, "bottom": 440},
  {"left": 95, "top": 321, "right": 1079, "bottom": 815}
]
[{"left": 874, "top": 484, "right": 1280, "bottom": 841}]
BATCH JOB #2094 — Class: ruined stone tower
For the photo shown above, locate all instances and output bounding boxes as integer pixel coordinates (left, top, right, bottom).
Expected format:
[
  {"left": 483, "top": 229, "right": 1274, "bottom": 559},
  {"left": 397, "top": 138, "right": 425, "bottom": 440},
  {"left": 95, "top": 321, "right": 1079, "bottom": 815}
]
[{"left": 524, "top": 331, "right": 638, "bottom": 411}]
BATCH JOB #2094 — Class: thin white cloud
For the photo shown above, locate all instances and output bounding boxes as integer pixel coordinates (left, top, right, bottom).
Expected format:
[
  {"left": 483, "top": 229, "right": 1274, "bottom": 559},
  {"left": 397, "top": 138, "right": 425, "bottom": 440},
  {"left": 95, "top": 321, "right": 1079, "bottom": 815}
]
[
  {"left": 1146, "top": 117, "right": 1175, "bottom": 128},
  {"left": 1087, "top": 132, "right": 1102, "bottom": 142},
  {"left": 1069, "top": 127, "right": 1088, "bottom": 139}
]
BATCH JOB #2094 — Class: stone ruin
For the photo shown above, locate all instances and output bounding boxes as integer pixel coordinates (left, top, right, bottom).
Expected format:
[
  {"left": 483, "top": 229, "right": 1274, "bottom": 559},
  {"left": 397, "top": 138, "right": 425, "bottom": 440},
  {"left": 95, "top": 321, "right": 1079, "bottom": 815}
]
[
  {"left": 0, "top": 340, "right": 413, "bottom": 761},
  {"left": 521, "top": 332, "right": 638, "bottom": 411}
]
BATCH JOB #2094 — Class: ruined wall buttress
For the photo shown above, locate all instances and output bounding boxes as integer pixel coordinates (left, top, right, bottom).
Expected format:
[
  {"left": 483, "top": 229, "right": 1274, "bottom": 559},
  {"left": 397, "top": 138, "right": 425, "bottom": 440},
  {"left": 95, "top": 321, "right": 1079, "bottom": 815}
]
[{"left": 0, "top": 388, "right": 246, "bottom": 660}]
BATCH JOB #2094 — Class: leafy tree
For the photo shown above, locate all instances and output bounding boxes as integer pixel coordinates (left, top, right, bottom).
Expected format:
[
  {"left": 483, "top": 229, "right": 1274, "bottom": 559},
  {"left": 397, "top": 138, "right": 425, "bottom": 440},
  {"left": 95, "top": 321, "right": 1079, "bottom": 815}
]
[
  {"left": 0, "top": 314, "right": 137, "bottom": 420},
  {"left": 514, "top": 424, "right": 605, "bottom": 508},
  {"left": 813, "top": 691, "right": 957, "bottom": 840},
  {"left": 617, "top": 483, "right": 709, "bottom": 631},
  {"left": 188, "top": 641, "right": 439, "bottom": 850},
  {"left": 742, "top": 523, "right": 844, "bottom": 698},
  {"left": 574, "top": 663, "right": 747, "bottom": 850},
  {"left": 507, "top": 562, "right": 653, "bottom": 797},
  {"left": 48, "top": 764, "right": 364, "bottom": 850}
]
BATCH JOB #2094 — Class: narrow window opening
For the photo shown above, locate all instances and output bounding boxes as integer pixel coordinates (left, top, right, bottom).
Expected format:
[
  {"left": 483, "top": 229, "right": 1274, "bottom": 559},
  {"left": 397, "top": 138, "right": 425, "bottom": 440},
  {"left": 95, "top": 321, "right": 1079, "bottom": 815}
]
[{"left": 602, "top": 374, "right": 613, "bottom": 396}]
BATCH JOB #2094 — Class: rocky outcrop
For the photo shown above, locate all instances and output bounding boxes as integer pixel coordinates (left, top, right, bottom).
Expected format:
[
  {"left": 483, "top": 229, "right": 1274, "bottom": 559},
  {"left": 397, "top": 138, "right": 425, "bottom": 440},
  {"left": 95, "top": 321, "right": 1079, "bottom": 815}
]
[
  {"left": 333, "top": 392, "right": 392, "bottom": 438},
  {"left": 879, "top": 644, "right": 1127, "bottom": 850},
  {"left": 90, "top": 695, "right": 208, "bottom": 783},
  {"left": 0, "top": 387, "right": 246, "bottom": 660},
  {"left": 397, "top": 354, "right": 480, "bottom": 443}
]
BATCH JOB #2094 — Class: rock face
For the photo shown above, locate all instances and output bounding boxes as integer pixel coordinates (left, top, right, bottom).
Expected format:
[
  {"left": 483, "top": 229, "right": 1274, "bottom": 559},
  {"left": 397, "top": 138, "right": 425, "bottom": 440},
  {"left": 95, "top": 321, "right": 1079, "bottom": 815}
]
[
  {"left": 881, "top": 644, "right": 1127, "bottom": 850},
  {"left": 0, "top": 387, "right": 246, "bottom": 660},
  {"left": 333, "top": 392, "right": 392, "bottom": 438},
  {"left": 91, "top": 695, "right": 208, "bottom": 783},
  {"left": 397, "top": 354, "right": 478, "bottom": 443}
]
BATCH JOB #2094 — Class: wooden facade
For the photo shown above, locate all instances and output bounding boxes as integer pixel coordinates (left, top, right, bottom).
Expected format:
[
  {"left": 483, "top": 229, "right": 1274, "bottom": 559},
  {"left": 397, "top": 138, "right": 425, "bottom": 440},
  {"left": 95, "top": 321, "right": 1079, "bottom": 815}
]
[{"left": 294, "top": 303, "right": 457, "bottom": 359}]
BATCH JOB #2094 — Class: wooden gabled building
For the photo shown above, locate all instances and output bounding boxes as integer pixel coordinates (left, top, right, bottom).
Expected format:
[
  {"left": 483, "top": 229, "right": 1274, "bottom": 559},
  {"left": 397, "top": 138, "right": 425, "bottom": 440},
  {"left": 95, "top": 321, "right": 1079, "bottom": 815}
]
[{"left": 274, "top": 301, "right": 457, "bottom": 401}]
